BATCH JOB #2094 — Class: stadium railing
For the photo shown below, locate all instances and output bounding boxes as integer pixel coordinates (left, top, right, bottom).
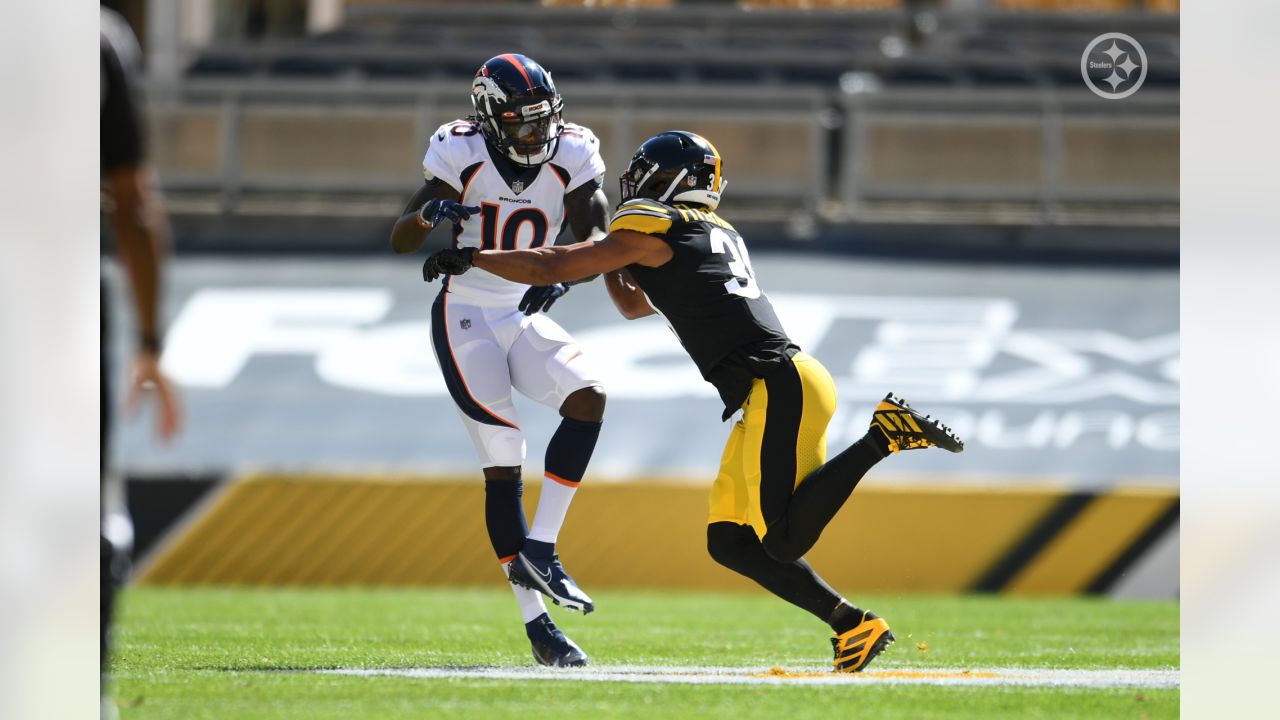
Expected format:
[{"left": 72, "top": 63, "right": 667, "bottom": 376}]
[
  {"left": 149, "top": 78, "right": 1176, "bottom": 227},
  {"left": 147, "top": 2, "right": 1177, "bottom": 255}
]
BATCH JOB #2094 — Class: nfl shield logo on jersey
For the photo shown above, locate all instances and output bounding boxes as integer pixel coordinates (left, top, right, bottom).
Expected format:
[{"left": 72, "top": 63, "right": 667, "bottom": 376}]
[
  {"left": 460, "top": 318, "right": 472, "bottom": 330},
  {"left": 512, "top": 180, "right": 525, "bottom": 194}
]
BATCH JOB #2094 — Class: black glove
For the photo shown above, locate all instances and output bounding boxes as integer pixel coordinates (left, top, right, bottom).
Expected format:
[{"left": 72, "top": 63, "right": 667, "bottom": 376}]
[
  {"left": 423, "top": 247, "right": 476, "bottom": 282},
  {"left": 419, "top": 198, "right": 481, "bottom": 229},
  {"left": 518, "top": 283, "right": 570, "bottom": 315}
]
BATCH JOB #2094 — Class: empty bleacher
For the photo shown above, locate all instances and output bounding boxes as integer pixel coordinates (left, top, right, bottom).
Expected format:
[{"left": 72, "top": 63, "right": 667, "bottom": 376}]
[
  {"left": 180, "top": 2, "right": 1178, "bottom": 90},
  {"left": 147, "top": 1, "right": 1178, "bottom": 259}
]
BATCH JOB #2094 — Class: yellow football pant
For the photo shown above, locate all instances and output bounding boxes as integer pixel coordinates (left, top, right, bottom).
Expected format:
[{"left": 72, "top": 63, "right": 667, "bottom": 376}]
[{"left": 708, "top": 352, "right": 838, "bottom": 540}]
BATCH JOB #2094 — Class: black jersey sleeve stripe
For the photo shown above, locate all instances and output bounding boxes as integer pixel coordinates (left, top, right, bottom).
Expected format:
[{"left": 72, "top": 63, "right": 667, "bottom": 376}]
[
  {"left": 430, "top": 292, "right": 518, "bottom": 429},
  {"left": 549, "top": 163, "right": 571, "bottom": 187},
  {"left": 458, "top": 162, "right": 485, "bottom": 199}
]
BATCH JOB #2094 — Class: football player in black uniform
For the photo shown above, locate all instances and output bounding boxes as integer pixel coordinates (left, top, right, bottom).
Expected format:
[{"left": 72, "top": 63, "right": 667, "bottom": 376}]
[
  {"left": 421, "top": 131, "right": 964, "bottom": 672},
  {"left": 101, "top": 5, "right": 182, "bottom": 710}
]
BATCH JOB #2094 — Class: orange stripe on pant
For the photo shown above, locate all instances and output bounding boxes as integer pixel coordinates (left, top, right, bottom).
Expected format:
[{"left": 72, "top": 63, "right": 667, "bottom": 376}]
[{"left": 546, "top": 472, "right": 580, "bottom": 488}]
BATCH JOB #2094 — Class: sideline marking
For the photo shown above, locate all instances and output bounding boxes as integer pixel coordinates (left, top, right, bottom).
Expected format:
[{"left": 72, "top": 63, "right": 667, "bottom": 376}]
[{"left": 318, "top": 665, "right": 1179, "bottom": 688}]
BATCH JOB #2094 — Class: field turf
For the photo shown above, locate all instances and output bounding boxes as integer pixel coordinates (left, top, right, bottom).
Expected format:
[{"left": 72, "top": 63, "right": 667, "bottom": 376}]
[{"left": 111, "top": 587, "right": 1178, "bottom": 719}]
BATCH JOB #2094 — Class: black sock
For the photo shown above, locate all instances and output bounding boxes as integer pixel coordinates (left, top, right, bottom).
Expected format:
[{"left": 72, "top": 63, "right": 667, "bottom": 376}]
[
  {"left": 863, "top": 426, "right": 892, "bottom": 457},
  {"left": 525, "top": 612, "right": 555, "bottom": 637},
  {"left": 523, "top": 538, "right": 555, "bottom": 560},
  {"left": 484, "top": 474, "right": 527, "bottom": 560},
  {"left": 706, "top": 522, "right": 843, "bottom": 623},
  {"left": 828, "top": 601, "right": 868, "bottom": 635},
  {"left": 101, "top": 534, "right": 120, "bottom": 668}
]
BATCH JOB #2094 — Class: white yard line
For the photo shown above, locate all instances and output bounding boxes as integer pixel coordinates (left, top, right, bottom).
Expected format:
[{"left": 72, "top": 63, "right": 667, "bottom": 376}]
[{"left": 318, "top": 665, "right": 1179, "bottom": 688}]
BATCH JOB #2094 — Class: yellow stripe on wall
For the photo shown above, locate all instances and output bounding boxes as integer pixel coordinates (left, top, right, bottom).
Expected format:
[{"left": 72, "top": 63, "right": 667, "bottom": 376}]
[
  {"left": 803, "top": 486, "right": 1063, "bottom": 593},
  {"left": 1003, "top": 488, "right": 1176, "bottom": 595},
  {"left": 136, "top": 473, "right": 1172, "bottom": 594}
]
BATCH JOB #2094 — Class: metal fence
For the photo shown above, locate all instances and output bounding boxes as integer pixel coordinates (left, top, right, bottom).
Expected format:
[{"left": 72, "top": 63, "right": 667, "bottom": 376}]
[{"left": 148, "top": 78, "right": 1177, "bottom": 226}]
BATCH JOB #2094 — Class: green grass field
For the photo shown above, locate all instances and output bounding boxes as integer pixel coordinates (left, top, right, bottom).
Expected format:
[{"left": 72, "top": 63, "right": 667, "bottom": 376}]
[{"left": 111, "top": 587, "right": 1178, "bottom": 719}]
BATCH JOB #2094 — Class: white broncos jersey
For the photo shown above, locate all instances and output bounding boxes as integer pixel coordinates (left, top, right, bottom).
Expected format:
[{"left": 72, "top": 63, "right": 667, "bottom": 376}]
[{"left": 422, "top": 119, "right": 605, "bottom": 307}]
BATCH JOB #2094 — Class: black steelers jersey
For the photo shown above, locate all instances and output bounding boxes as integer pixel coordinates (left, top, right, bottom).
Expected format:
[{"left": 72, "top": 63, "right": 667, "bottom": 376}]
[
  {"left": 101, "top": 7, "right": 145, "bottom": 177},
  {"left": 609, "top": 199, "right": 799, "bottom": 418}
]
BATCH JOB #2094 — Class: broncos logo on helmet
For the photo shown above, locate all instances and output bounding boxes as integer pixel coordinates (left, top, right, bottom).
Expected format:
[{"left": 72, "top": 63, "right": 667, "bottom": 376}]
[
  {"left": 619, "top": 131, "right": 727, "bottom": 211},
  {"left": 471, "top": 53, "right": 565, "bottom": 167}
]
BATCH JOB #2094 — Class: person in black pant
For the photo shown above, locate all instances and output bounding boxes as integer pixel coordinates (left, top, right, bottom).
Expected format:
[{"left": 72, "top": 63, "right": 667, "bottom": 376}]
[
  {"left": 100, "top": 5, "right": 182, "bottom": 709},
  {"left": 422, "top": 131, "right": 965, "bottom": 673}
]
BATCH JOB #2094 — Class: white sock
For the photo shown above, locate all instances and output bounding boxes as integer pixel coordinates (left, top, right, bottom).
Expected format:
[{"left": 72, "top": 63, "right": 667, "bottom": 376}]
[
  {"left": 503, "top": 561, "right": 548, "bottom": 623},
  {"left": 526, "top": 474, "right": 578, "bottom": 545}
]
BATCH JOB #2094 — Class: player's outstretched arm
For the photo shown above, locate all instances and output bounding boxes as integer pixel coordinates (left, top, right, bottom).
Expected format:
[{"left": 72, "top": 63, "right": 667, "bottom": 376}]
[
  {"left": 604, "top": 268, "right": 656, "bottom": 320},
  {"left": 560, "top": 180, "right": 611, "bottom": 283},
  {"left": 456, "top": 229, "right": 672, "bottom": 286},
  {"left": 389, "top": 179, "right": 463, "bottom": 254}
]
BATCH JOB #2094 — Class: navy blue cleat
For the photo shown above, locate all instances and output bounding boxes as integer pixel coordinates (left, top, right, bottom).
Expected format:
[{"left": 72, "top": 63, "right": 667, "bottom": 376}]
[
  {"left": 508, "top": 551, "right": 595, "bottom": 614},
  {"left": 526, "top": 613, "right": 589, "bottom": 667}
]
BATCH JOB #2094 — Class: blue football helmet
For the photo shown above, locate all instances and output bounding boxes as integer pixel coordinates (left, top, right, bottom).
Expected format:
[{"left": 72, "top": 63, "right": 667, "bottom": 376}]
[{"left": 471, "top": 53, "right": 565, "bottom": 167}]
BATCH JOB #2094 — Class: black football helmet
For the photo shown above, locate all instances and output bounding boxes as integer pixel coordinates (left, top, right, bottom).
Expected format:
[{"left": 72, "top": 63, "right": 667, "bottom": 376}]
[
  {"left": 619, "top": 131, "right": 727, "bottom": 211},
  {"left": 471, "top": 53, "right": 565, "bottom": 167}
]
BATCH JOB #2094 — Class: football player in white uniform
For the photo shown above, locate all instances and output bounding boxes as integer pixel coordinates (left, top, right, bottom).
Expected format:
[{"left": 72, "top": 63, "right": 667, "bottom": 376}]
[
  {"left": 421, "top": 130, "right": 966, "bottom": 674},
  {"left": 390, "top": 54, "right": 610, "bottom": 667}
]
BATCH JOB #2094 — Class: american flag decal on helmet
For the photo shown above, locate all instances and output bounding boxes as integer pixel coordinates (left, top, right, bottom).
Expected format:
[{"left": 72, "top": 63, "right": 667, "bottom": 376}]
[{"left": 703, "top": 154, "right": 718, "bottom": 165}]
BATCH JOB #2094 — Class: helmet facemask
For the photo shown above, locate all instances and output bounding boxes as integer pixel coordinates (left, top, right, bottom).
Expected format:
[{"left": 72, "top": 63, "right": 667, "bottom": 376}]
[
  {"left": 473, "top": 86, "right": 565, "bottom": 167},
  {"left": 620, "top": 157, "right": 661, "bottom": 202}
]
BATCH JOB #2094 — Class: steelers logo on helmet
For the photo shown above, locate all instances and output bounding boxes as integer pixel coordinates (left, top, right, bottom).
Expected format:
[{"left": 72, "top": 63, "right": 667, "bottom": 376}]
[
  {"left": 470, "top": 53, "right": 565, "bottom": 167},
  {"left": 619, "top": 131, "right": 728, "bottom": 211}
]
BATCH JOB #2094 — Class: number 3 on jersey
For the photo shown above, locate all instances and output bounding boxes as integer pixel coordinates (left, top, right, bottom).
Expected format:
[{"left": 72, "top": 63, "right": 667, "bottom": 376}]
[
  {"left": 709, "top": 227, "right": 761, "bottom": 299},
  {"left": 478, "top": 203, "right": 549, "bottom": 251}
]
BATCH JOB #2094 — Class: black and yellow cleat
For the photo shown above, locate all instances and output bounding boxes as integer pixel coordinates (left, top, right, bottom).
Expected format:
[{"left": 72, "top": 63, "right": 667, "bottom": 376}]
[
  {"left": 831, "top": 611, "right": 895, "bottom": 673},
  {"left": 870, "top": 393, "right": 964, "bottom": 454}
]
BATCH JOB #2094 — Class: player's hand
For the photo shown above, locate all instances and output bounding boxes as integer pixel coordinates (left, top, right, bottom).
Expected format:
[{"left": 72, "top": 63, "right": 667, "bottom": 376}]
[
  {"left": 423, "top": 247, "right": 476, "bottom": 282},
  {"left": 518, "top": 284, "right": 569, "bottom": 315},
  {"left": 418, "top": 199, "right": 481, "bottom": 229},
  {"left": 126, "top": 351, "right": 182, "bottom": 444}
]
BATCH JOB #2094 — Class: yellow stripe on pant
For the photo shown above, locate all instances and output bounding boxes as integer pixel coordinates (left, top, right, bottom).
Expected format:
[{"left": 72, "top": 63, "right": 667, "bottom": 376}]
[{"left": 135, "top": 472, "right": 1173, "bottom": 594}]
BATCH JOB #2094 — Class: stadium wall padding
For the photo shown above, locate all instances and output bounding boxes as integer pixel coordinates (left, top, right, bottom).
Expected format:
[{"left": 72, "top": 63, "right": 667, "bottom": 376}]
[{"left": 135, "top": 473, "right": 1177, "bottom": 596}]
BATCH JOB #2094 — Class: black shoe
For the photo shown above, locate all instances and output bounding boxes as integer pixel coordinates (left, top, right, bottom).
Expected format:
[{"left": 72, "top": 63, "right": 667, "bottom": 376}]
[
  {"left": 526, "top": 613, "right": 589, "bottom": 668},
  {"left": 509, "top": 551, "right": 595, "bottom": 614},
  {"left": 870, "top": 393, "right": 964, "bottom": 454}
]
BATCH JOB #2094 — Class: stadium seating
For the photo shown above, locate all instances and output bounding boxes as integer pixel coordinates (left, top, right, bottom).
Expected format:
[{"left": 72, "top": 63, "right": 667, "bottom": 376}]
[
  {"left": 180, "top": 3, "right": 1178, "bottom": 89},
  {"left": 154, "top": 1, "right": 1177, "bottom": 257}
]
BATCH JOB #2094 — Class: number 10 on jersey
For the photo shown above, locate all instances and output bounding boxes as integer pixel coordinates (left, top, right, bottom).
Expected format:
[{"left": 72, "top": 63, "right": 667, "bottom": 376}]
[{"left": 479, "top": 203, "right": 550, "bottom": 251}]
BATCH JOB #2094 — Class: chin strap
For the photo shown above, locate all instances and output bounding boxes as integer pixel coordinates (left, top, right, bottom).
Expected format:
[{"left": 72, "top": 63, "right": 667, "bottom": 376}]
[{"left": 507, "top": 137, "right": 560, "bottom": 167}]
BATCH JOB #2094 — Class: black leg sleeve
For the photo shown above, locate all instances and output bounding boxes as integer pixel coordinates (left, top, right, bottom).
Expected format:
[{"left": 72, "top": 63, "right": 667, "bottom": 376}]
[
  {"left": 484, "top": 473, "right": 528, "bottom": 559},
  {"left": 544, "top": 417, "right": 601, "bottom": 486},
  {"left": 707, "top": 522, "right": 843, "bottom": 623},
  {"left": 761, "top": 434, "right": 886, "bottom": 563}
]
